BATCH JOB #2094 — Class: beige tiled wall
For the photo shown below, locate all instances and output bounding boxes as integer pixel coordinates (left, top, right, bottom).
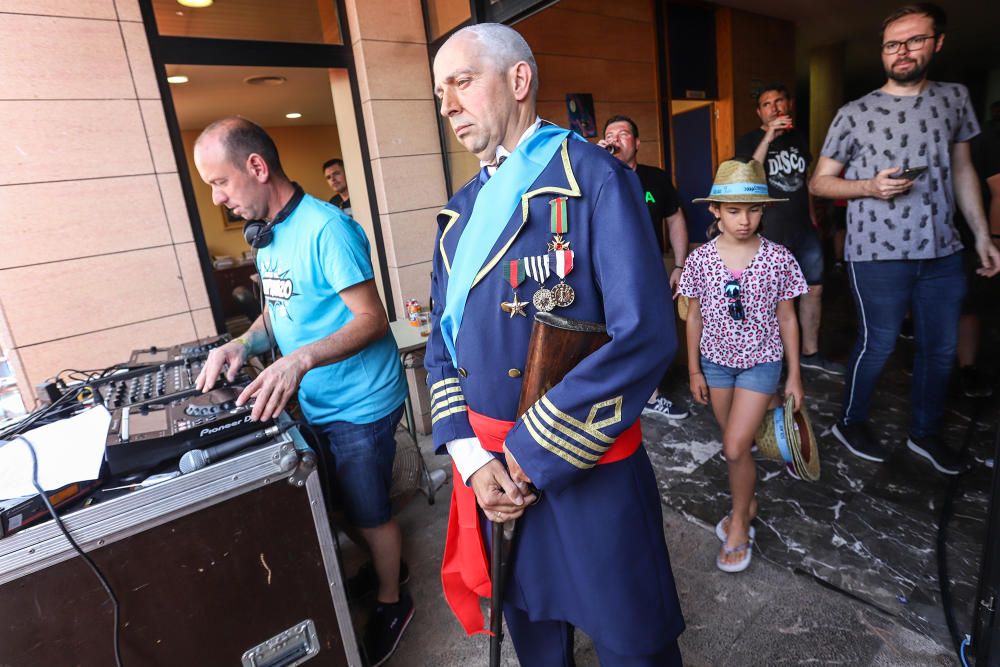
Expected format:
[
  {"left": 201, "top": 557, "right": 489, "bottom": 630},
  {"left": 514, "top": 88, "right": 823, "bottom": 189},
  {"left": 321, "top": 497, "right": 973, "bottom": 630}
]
[
  {"left": 344, "top": 0, "right": 446, "bottom": 432},
  {"left": 519, "top": 0, "right": 663, "bottom": 168},
  {"left": 0, "top": 0, "right": 210, "bottom": 408}
]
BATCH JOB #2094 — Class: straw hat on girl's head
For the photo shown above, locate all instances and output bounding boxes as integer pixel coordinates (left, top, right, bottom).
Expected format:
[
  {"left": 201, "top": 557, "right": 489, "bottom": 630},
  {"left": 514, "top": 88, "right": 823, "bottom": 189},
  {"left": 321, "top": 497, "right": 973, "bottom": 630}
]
[{"left": 693, "top": 158, "right": 789, "bottom": 204}]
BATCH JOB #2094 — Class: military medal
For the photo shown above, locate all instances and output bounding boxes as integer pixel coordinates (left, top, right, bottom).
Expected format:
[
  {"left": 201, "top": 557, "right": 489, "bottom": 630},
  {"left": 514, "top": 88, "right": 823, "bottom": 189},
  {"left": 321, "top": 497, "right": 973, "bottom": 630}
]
[
  {"left": 532, "top": 288, "right": 555, "bottom": 312},
  {"left": 523, "top": 254, "right": 554, "bottom": 312},
  {"left": 500, "top": 292, "right": 528, "bottom": 318},
  {"left": 500, "top": 259, "right": 528, "bottom": 318},
  {"left": 547, "top": 196, "right": 571, "bottom": 251},
  {"left": 550, "top": 250, "right": 575, "bottom": 307},
  {"left": 546, "top": 197, "right": 575, "bottom": 307}
]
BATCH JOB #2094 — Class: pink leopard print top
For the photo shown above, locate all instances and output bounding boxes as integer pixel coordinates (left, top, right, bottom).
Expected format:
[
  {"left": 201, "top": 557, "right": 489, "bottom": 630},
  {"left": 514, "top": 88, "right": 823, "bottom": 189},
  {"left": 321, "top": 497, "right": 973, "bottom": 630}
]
[{"left": 679, "top": 236, "right": 807, "bottom": 369}]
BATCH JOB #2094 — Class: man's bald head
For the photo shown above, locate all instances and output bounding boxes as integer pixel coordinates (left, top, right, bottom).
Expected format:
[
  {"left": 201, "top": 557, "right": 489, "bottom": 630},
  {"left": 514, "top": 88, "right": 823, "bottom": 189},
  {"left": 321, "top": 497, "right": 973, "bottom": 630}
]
[
  {"left": 196, "top": 116, "right": 285, "bottom": 178},
  {"left": 442, "top": 23, "right": 538, "bottom": 102}
]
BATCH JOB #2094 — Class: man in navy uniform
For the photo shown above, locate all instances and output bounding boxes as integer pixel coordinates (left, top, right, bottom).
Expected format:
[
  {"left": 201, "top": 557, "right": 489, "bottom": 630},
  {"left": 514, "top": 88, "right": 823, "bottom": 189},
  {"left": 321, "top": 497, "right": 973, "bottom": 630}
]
[{"left": 427, "top": 23, "right": 685, "bottom": 666}]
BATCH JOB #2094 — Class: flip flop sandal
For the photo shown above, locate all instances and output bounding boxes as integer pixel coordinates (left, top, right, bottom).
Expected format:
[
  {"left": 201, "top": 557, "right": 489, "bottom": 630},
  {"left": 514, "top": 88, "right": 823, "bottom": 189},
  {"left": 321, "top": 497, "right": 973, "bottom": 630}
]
[
  {"left": 716, "top": 539, "right": 754, "bottom": 573},
  {"left": 715, "top": 513, "right": 757, "bottom": 543}
]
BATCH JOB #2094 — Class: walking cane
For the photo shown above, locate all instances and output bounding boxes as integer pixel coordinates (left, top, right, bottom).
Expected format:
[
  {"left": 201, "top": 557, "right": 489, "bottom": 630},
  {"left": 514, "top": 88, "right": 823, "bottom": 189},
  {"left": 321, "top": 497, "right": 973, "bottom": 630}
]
[
  {"left": 489, "top": 518, "right": 515, "bottom": 667},
  {"left": 487, "top": 312, "right": 610, "bottom": 666}
]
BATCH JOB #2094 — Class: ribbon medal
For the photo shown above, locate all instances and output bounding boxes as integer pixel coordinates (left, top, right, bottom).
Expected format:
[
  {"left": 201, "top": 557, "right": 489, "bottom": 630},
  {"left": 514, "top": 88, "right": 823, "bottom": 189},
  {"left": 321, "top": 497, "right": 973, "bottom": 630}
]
[
  {"left": 547, "top": 196, "right": 571, "bottom": 252},
  {"left": 549, "top": 249, "right": 575, "bottom": 307},
  {"left": 522, "top": 254, "right": 555, "bottom": 312},
  {"left": 545, "top": 197, "right": 575, "bottom": 307},
  {"left": 500, "top": 259, "right": 528, "bottom": 318}
]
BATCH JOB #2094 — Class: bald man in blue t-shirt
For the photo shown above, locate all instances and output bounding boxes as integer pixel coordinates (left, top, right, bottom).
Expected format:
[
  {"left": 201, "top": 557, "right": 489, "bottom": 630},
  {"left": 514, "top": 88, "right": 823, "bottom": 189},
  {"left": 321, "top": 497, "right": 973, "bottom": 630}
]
[{"left": 193, "top": 117, "right": 411, "bottom": 666}]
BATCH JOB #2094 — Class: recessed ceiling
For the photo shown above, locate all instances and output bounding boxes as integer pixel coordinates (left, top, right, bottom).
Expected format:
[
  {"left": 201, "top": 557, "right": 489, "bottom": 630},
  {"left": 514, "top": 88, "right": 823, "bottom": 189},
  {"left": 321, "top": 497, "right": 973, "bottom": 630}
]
[
  {"left": 153, "top": 0, "right": 340, "bottom": 44},
  {"left": 711, "top": 0, "right": 998, "bottom": 93},
  {"left": 165, "top": 64, "right": 338, "bottom": 131}
]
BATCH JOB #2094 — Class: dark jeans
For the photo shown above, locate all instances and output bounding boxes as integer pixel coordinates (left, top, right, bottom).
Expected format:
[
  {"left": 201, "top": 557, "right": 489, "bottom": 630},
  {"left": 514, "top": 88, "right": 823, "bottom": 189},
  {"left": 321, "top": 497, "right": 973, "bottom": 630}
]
[
  {"left": 313, "top": 403, "right": 404, "bottom": 528},
  {"left": 841, "top": 253, "right": 966, "bottom": 438}
]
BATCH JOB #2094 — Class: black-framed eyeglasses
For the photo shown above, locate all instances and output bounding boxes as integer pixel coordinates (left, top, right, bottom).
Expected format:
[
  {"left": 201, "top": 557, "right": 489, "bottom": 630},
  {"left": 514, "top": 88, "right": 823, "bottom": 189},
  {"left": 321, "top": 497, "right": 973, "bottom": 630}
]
[
  {"left": 881, "top": 34, "right": 935, "bottom": 55},
  {"left": 723, "top": 279, "right": 744, "bottom": 321}
]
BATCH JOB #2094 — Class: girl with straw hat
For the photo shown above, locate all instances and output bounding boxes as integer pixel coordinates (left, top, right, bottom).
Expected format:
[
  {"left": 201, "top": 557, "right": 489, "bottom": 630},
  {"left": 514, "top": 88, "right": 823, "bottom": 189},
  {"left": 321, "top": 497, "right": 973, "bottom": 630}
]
[{"left": 678, "top": 157, "right": 808, "bottom": 572}]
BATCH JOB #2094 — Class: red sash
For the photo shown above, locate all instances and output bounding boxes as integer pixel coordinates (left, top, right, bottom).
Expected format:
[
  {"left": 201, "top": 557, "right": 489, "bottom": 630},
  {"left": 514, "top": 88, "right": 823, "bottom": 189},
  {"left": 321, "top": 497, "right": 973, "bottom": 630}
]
[{"left": 440, "top": 408, "right": 642, "bottom": 635}]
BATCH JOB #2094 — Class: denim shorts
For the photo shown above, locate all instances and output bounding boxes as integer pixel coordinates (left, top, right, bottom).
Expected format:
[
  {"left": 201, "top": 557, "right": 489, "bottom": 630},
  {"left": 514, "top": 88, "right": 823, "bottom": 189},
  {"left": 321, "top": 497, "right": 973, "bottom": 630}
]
[
  {"left": 313, "top": 403, "right": 404, "bottom": 528},
  {"left": 700, "top": 355, "right": 782, "bottom": 395}
]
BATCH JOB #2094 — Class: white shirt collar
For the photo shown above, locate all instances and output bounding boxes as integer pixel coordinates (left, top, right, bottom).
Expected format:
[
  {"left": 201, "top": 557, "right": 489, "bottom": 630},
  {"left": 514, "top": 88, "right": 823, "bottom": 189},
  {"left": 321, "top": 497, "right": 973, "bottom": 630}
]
[{"left": 481, "top": 117, "right": 543, "bottom": 174}]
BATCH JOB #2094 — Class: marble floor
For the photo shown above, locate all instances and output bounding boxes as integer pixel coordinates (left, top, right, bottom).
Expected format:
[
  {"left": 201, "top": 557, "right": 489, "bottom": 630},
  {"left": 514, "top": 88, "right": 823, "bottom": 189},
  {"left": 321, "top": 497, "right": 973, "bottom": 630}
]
[{"left": 643, "top": 266, "right": 999, "bottom": 649}]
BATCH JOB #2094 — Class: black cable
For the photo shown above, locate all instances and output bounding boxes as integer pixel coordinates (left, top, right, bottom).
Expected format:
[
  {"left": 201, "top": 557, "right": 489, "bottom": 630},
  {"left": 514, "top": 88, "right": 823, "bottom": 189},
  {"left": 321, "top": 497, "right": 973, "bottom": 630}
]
[
  {"left": 0, "top": 384, "right": 90, "bottom": 441},
  {"left": 2, "top": 360, "right": 128, "bottom": 441},
  {"left": 17, "top": 434, "right": 124, "bottom": 667},
  {"left": 937, "top": 394, "right": 992, "bottom": 661}
]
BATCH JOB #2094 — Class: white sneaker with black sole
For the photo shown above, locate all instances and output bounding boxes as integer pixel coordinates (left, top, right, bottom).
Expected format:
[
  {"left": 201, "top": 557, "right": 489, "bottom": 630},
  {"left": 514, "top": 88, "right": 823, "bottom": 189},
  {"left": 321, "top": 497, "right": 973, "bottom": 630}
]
[{"left": 643, "top": 396, "right": 689, "bottom": 420}]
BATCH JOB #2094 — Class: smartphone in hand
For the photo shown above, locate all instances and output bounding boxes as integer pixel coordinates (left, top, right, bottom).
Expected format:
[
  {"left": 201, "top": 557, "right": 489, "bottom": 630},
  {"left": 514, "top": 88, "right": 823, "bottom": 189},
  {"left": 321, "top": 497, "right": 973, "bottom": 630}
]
[{"left": 891, "top": 165, "right": 928, "bottom": 180}]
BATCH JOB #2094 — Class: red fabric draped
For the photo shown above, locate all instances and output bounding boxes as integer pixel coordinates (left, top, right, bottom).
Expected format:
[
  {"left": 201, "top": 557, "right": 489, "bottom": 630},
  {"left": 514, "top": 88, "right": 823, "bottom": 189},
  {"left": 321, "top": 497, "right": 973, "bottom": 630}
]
[{"left": 440, "top": 410, "right": 642, "bottom": 634}]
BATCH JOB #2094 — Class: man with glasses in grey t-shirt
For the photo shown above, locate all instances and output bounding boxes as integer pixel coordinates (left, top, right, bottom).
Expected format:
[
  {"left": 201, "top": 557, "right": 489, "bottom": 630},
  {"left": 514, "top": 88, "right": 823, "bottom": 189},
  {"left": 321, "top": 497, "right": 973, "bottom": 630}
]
[{"left": 811, "top": 2, "right": 1000, "bottom": 475}]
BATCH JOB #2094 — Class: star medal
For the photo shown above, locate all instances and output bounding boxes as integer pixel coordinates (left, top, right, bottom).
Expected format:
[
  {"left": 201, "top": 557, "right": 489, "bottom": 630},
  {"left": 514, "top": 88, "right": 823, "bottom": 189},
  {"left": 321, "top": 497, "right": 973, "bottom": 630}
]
[
  {"left": 500, "top": 259, "right": 528, "bottom": 318},
  {"left": 500, "top": 292, "right": 528, "bottom": 318},
  {"left": 547, "top": 196, "right": 571, "bottom": 252},
  {"left": 550, "top": 250, "right": 575, "bottom": 307},
  {"left": 523, "top": 254, "right": 554, "bottom": 312}
]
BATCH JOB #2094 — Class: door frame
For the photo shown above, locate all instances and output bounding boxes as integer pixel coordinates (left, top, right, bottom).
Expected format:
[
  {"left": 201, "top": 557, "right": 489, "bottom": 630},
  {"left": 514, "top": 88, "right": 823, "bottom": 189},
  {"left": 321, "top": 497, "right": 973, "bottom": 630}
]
[{"left": 136, "top": 0, "right": 394, "bottom": 328}]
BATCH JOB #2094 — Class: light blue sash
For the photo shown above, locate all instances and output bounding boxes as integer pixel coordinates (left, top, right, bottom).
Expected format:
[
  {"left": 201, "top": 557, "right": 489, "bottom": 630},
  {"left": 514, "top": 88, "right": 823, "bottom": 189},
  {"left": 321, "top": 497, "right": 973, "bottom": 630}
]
[{"left": 440, "top": 125, "right": 573, "bottom": 367}]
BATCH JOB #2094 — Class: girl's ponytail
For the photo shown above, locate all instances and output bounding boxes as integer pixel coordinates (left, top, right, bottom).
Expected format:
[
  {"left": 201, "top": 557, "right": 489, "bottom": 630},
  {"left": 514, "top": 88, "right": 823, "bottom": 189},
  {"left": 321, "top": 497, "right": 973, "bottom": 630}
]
[{"left": 706, "top": 217, "right": 722, "bottom": 240}]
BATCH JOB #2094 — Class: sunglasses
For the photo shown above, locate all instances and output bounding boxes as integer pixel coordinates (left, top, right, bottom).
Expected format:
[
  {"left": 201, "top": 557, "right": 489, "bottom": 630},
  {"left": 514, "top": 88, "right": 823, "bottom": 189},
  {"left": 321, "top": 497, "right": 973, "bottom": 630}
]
[{"left": 723, "top": 279, "right": 745, "bottom": 321}]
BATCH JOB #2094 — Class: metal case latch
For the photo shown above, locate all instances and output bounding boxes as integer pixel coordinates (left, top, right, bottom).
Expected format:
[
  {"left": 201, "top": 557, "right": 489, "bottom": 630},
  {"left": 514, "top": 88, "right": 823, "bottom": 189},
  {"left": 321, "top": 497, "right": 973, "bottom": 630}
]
[
  {"left": 287, "top": 449, "right": 317, "bottom": 488},
  {"left": 242, "top": 618, "right": 320, "bottom": 666}
]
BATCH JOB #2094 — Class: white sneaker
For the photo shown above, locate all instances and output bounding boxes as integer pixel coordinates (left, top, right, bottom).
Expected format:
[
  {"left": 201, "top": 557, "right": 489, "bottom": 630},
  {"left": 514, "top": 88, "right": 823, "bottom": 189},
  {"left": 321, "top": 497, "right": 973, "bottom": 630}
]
[{"left": 642, "top": 396, "right": 689, "bottom": 420}]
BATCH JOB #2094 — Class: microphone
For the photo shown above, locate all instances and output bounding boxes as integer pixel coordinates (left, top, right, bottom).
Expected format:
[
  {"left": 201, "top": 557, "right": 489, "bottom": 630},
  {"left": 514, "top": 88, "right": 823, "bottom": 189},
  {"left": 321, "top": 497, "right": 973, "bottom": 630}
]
[{"left": 179, "top": 424, "right": 281, "bottom": 474}]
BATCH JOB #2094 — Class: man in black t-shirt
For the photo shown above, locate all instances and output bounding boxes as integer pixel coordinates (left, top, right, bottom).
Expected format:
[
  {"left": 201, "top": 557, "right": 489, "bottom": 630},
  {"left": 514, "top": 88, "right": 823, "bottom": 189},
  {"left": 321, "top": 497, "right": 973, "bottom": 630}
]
[
  {"left": 322, "top": 157, "right": 353, "bottom": 217},
  {"left": 955, "top": 115, "right": 1000, "bottom": 397},
  {"left": 735, "top": 83, "right": 844, "bottom": 376},
  {"left": 602, "top": 115, "right": 689, "bottom": 419}
]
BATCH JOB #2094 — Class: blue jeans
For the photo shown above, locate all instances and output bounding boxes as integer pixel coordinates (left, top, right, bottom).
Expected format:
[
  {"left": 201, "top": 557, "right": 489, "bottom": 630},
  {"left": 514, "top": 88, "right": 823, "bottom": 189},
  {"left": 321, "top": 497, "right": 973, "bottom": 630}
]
[
  {"left": 313, "top": 403, "right": 404, "bottom": 528},
  {"left": 842, "top": 254, "right": 966, "bottom": 438}
]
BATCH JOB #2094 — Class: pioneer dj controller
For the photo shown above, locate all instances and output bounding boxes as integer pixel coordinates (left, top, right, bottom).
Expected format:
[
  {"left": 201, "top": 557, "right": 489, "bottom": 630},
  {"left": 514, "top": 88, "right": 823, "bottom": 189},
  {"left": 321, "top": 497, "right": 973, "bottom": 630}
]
[
  {"left": 86, "top": 335, "right": 233, "bottom": 411},
  {"left": 105, "top": 382, "right": 273, "bottom": 475},
  {"left": 96, "top": 335, "right": 273, "bottom": 476}
]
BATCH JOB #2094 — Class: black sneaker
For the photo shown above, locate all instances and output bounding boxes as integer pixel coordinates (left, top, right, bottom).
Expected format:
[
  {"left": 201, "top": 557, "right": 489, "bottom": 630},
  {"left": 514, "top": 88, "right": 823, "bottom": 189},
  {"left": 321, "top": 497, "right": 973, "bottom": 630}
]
[
  {"left": 347, "top": 560, "right": 410, "bottom": 602},
  {"left": 906, "top": 435, "right": 967, "bottom": 476},
  {"left": 832, "top": 421, "right": 888, "bottom": 463},
  {"left": 800, "top": 353, "right": 847, "bottom": 376},
  {"left": 364, "top": 591, "right": 414, "bottom": 667},
  {"left": 960, "top": 366, "right": 993, "bottom": 398},
  {"left": 642, "top": 396, "right": 689, "bottom": 419}
]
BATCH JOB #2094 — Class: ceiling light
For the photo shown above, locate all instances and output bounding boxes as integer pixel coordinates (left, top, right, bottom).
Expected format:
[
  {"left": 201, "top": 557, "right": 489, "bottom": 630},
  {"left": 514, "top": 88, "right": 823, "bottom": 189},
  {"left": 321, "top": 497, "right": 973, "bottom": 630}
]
[
  {"left": 177, "top": 0, "right": 213, "bottom": 8},
  {"left": 167, "top": 75, "right": 189, "bottom": 84},
  {"left": 286, "top": 113, "right": 303, "bottom": 119},
  {"left": 244, "top": 75, "right": 287, "bottom": 87}
]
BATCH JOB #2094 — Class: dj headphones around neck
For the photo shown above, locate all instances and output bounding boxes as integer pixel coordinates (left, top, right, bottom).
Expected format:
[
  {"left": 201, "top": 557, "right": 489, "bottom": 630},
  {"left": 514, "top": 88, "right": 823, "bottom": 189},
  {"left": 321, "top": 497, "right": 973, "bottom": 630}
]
[{"left": 242, "top": 182, "right": 305, "bottom": 249}]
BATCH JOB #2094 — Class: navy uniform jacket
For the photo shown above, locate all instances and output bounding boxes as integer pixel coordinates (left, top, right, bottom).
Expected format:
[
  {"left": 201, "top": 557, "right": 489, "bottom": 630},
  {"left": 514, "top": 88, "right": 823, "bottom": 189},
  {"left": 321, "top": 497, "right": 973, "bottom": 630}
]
[{"left": 426, "top": 135, "right": 684, "bottom": 654}]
